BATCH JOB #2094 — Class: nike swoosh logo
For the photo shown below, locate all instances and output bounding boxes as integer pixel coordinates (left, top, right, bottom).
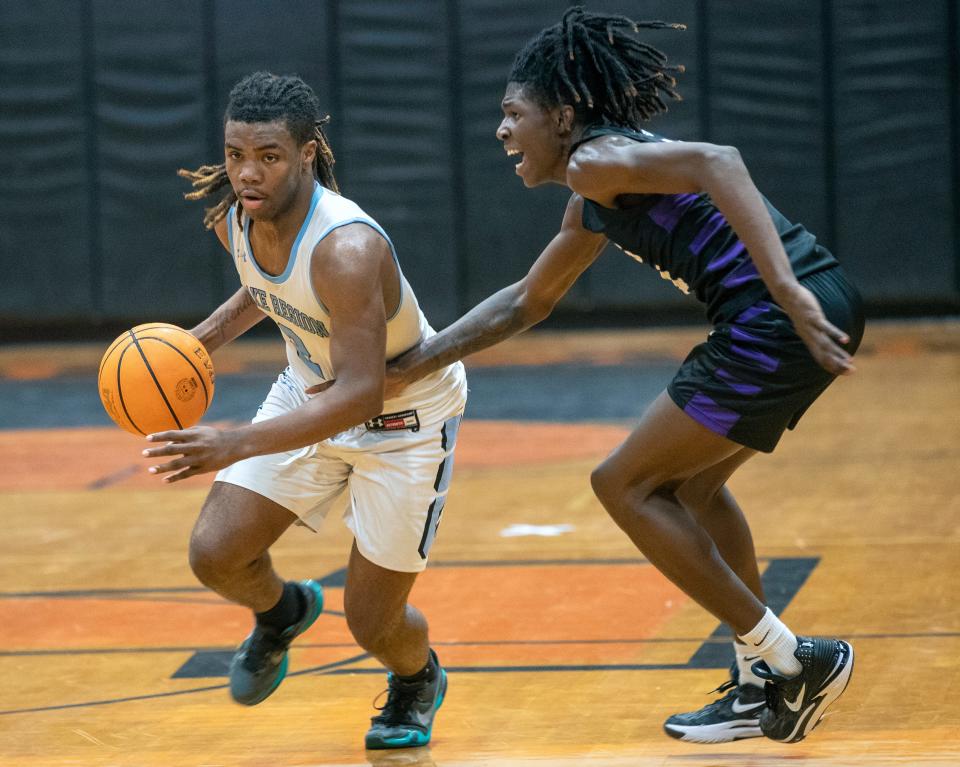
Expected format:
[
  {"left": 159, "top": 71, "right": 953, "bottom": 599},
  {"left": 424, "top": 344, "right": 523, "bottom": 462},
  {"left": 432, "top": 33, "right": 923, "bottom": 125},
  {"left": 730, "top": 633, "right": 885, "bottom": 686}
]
[
  {"left": 783, "top": 683, "right": 806, "bottom": 712},
  {"left": 753, "top": 630, "right": 770, "bottom": 647},
  {"left": 731, "top": 698, "right": 765, "bottom": 714}
]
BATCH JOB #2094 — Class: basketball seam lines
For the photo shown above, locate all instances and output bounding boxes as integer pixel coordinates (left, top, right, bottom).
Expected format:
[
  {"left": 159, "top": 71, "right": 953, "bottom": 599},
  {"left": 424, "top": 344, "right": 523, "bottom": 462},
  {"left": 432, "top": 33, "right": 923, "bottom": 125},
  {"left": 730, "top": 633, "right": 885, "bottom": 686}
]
[
  {"left": 136, "top": 335, "right": 210, "bottom": 408},
  {"left": 99, "top": 324, "right": 195, "bottom": 382},
  {"left": 116, "top": 340, "right": 146, "bottom": 435},
  {"left": 129, "top": 333, "right": 184, "bottom": 430}
]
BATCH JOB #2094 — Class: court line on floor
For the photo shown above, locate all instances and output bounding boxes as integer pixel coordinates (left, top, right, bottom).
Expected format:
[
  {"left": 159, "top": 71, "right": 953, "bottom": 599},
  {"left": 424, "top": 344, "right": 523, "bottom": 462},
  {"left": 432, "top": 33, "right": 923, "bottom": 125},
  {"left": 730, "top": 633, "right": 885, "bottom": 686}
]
[
  {"left": 5, "top": 624, "right": 954, "bottom": 718},
  {"left": 0, "top": 653, "right": 371, "bottom": 717},
  {"left": 2, "top": 632, "right": 956, "bottom": 659},
  {"left": 0, "top": 558, "right": 664, "bottom": 599}
]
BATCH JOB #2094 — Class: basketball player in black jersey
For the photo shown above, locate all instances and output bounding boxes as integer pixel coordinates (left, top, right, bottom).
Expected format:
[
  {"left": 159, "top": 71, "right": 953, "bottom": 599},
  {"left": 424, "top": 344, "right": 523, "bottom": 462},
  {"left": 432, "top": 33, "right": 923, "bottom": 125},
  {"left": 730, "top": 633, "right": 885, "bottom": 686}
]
[{"left": 388, "top": 7, "right": 862, "bottom": 745}]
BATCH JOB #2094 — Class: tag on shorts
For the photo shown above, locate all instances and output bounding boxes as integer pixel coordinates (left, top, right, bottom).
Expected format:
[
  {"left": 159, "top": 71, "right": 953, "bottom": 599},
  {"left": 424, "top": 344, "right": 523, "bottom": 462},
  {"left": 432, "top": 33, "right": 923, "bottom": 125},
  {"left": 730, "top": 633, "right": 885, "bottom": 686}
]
[{"left": 365, "top": 409, "right": 420, "bottom": 433}]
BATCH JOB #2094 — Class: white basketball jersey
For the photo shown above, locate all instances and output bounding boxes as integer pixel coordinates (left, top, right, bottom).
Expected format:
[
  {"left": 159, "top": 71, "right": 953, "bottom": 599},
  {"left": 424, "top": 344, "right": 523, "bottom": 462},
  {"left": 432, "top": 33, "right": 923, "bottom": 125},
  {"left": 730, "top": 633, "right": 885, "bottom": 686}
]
[{"left": 227, "top": 181, "right": 465, "bottom": 422}]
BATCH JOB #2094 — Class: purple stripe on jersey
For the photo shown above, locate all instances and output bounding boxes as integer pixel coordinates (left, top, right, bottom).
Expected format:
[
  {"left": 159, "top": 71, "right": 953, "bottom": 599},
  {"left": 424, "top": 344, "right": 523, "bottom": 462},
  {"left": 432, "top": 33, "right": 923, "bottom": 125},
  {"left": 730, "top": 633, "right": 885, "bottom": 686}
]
[
  {"left": 648, "top": 193, "right": 699, "bottom": 232},
  {"left": 715, "top": 367, "right": 762, "bottom": 396},
  {"left": 735, "top": 301, "right": 771, "bottom": 324},
  {"left": 730, "top": 343, "right": 780, "bottom": 373},
  {"left": 722, "top": 259, "right": 760, "bottom": 288},
  {"left": 683, "top": 392, "right": 741, "bottom": 437},
  {"left": 689, "top": 212, "right": 727, "bottom": 256},
  {"left": 705, "top": 241, "right": 745, "bottom": 272}
]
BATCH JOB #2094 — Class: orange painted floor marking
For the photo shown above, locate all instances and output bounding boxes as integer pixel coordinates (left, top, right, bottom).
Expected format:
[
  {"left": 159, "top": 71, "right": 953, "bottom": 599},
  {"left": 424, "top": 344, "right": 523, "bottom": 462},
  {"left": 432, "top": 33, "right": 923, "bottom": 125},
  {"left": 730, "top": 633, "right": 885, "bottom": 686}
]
[
  {"left": 411, "top": 564, "right": 685, "bottom": 644},
  {"left": 0, "top": 422, "right": 630, "bottom": 491},
  {"left": 6, "top": 564, "right": 686, "bottom": 659}
]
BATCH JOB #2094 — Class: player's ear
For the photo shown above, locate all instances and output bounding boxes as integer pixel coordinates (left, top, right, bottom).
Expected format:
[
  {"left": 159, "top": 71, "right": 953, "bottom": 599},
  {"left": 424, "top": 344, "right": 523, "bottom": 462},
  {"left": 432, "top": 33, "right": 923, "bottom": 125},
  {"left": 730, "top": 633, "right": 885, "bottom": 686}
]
[
  {"left": 301, "top": 139, "right": 318, "bottom": 170},
  {"left": 557, "top": 104, "right": 576, "bottom": 135}
]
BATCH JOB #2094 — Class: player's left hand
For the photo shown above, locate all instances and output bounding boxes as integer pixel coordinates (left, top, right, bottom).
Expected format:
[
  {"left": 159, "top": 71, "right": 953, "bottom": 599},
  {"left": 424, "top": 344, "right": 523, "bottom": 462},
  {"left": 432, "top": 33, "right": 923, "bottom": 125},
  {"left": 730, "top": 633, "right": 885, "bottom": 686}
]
[
  {"left": 781, "top": 284, "right": 856, "bottom": 376},
  {"left": 142, "top": 425, "right": 241, "bottom": 483}
]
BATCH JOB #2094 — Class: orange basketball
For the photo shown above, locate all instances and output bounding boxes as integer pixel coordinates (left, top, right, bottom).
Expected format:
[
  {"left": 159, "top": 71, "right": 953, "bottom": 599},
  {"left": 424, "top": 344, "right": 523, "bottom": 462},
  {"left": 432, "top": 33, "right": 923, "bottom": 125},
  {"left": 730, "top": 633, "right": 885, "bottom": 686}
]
[{"left": 98, "top": 323, "right": 216, "bottom": 436}]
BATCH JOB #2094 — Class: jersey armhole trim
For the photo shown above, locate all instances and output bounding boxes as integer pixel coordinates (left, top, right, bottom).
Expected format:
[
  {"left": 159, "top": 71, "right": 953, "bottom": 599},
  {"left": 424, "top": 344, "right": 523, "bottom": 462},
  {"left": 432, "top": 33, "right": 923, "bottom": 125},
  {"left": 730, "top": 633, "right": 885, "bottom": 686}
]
[
  {"left": 308, "top": 217, "right": 405, "bottom": 320},
  {"left": 227, "top": 205, "right": 236, "bottom": 256}
]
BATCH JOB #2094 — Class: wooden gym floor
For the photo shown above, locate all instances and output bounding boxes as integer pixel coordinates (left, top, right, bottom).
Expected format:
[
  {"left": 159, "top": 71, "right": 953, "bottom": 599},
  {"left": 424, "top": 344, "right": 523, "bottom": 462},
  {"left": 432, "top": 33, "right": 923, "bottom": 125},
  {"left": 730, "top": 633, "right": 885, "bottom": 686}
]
[{"left": 0, "top": 319, "right": 957, "bottom": 766}]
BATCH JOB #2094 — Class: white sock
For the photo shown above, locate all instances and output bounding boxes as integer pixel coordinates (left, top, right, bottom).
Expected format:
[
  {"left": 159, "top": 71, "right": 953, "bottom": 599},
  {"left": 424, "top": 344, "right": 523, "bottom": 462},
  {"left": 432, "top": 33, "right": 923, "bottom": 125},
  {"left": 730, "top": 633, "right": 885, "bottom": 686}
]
[
  {"left": 738, "top": 607, "right": 802, "bottom": 678},
  {"left": 734, "top": 641, "right": 765, "bottom": 688}
]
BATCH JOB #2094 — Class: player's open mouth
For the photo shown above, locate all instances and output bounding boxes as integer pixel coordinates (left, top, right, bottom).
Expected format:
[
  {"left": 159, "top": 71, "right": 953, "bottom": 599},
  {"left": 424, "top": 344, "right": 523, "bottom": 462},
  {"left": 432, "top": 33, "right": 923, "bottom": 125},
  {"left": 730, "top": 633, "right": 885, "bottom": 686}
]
[
  {"left": 506, "top": 147, "right": 525, "bottom": 173},
  {"left": 240, "top": 191, "right": 266, "bottom": 209}
]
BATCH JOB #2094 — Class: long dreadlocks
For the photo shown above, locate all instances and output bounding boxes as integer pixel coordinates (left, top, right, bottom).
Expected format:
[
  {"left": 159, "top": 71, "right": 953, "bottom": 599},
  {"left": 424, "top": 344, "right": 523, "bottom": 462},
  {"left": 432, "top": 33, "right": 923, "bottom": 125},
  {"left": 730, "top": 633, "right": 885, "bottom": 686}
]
[
  {"left": 509, "top": 6, "right": 685, "bottom": 128},
  {"left": 179, "top": 72, "right": 339, "bottom": 229}
]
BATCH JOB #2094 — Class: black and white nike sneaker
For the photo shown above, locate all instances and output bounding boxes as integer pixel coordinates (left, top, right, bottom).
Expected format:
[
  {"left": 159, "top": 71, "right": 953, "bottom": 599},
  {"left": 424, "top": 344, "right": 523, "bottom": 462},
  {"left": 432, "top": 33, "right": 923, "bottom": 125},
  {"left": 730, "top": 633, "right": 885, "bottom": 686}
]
[
  {"left": 663, "top": 664, "right": 765, "bottom": 743},
  {"left": 752, "top": 636, "right": 854, "bottom": 743}
]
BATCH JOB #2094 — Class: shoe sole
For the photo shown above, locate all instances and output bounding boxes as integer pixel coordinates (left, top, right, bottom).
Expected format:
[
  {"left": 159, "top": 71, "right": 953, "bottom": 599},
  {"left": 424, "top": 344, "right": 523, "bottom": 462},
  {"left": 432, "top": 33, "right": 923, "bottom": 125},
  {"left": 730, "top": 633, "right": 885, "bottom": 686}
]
[
  {"left": 780, "top": 641, "right": 855, "bottom": 743},
  {"left": 663, "top": 719, "right": 763, "bottom": 743},
  {"left": 230, "top": 579, "right": 324, "bottom": 706},
  {"left": 365, "top": 668, "right": 448, "bottom": 750}
]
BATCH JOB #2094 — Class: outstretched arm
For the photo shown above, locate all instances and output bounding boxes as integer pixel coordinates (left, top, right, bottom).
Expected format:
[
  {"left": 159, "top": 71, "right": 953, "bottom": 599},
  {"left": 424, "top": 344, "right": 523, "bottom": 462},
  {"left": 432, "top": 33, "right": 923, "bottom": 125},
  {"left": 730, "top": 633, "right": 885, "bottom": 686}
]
[
  {"left": 390, "top": 194, "right": 607, "bottom": 389},
  {"left": 567, "top": 137, "right": 855, "bottom": 375}
]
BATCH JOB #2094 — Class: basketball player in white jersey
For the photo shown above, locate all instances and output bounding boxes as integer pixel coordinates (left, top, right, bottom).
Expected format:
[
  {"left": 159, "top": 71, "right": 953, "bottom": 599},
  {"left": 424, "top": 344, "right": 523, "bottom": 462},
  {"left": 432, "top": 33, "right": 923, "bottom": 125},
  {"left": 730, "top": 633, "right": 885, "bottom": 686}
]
[{"left": 142, "top": 72, "right": 466, "bottom": 750}]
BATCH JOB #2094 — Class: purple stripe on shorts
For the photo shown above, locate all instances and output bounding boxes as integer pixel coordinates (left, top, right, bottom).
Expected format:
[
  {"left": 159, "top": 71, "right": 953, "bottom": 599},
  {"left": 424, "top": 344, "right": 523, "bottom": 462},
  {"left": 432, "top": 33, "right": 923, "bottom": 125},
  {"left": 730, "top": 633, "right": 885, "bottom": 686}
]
[
  {"left": 730, "top": 326, "right": 763, "bottom": 344},
  {"left": 689, "top": 212, "right": 727, "bottom": 256},
  {"left": 648, "top": 193, "right": 699, "bottom": 232},
  {"left": 730, "top": 343, "right": 780, "bottom": 373},
  {"left": 705, "top": 241, "right": 745, "bottom": 272},
  {"left": 735, "top": 301, "right": 771, "bottom": 324},
  {"left": 721, "top": 259, "right": 760, "bottom": 288},
  {"left": 715, "top": 367, "right": 762, "bottom": 396},
  {"left": 683, "top": 392, "right": 741, "bottom": 437}
]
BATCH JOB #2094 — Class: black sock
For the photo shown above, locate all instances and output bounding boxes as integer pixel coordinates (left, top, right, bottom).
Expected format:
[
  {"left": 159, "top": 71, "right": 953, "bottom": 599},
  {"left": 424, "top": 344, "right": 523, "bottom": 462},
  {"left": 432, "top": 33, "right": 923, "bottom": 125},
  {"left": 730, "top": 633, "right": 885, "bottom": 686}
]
[
  {"left": 397, "top": 649, "right": 437, "bottom": 684},
  {"left": 255, "top": 581, "right": 305, "bottom": 632}
]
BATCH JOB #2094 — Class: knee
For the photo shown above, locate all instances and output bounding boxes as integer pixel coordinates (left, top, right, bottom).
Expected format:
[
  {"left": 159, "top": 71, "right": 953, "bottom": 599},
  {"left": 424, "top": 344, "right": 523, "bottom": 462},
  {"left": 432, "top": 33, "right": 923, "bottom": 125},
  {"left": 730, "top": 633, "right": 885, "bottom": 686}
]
[
  {"left": 591, "top": 460, "right": 687, "bottom": 530},
  {"left": 188, "top": 506, "right": 247, "bottom": 588},
  {"left": 590, "top": 460, "right": 625, "bottom": 512},
  {"left": 188, "top": 531, "right": 233, "bottom": 588},
  {"left": 590, "top": 460, "right": 658, "bottom": 524}
]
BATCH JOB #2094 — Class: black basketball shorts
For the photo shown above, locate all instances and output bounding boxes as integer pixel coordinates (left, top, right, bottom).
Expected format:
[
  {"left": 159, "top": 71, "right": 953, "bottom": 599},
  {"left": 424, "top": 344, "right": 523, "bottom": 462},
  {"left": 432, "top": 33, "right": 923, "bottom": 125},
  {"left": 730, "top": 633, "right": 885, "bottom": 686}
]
[{"left": 667, "top": 265, "right": 865, "bottom": 453}]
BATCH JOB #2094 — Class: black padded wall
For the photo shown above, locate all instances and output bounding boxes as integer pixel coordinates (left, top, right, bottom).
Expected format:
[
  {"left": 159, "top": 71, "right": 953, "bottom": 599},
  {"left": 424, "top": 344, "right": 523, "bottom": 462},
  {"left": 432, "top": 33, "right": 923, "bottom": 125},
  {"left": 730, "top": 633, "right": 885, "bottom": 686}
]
[
  {"left": 0, "top": 3, "right": 93, "bottom": 323},
  {"left": 955, "top": 0, "right": 960, "bottom": 293},
  {"left": 336, "top": 0, "right": 460, "bottom": 324},
  {"left": 0, "top": 0, "right": 957, "bottom": 334},
  {"left": 708, "top": 0, "right": 832, "bottom": 248},
  {"left": 91, "top": 0, "right": 210, "bottom": 319},
  {"left": 832, "top": 0, "right": 956, "bottom": 302}
]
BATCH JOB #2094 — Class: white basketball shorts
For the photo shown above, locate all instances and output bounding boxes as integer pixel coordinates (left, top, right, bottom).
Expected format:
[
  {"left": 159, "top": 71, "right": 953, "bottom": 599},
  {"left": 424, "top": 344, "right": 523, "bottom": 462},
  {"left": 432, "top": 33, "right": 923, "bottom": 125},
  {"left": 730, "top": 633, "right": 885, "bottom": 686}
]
[{"left": 216, "top": 365, "right": 467, "bottom": 573}]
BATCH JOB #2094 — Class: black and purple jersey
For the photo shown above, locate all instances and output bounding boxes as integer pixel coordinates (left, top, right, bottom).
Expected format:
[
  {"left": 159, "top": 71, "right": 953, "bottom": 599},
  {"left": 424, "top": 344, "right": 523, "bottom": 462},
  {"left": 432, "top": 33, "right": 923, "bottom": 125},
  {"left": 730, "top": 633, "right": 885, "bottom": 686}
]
[{"left": 573, "top": 124, "right": 837, "bottom": 322}]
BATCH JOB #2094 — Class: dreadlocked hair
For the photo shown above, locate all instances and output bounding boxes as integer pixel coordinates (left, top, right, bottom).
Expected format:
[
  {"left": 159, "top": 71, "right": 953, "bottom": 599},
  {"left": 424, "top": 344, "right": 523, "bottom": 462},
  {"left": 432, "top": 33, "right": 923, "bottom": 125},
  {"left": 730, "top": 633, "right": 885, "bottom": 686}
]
[
  {"left": 509, "top": 6, "right": 685, "bottom": 128},
  {"left": 178, "top": 72, "right": 339, "bottom": 229}
]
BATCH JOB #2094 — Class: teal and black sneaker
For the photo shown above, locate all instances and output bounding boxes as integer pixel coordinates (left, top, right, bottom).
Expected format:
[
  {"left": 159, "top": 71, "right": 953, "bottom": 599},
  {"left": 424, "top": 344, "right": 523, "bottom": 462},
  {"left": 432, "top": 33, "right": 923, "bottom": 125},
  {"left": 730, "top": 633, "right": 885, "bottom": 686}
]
[
  {"left": 228, "top": 579, "right": 324, "bottom": 706},
  {"left": 753, "top": 636, "right": 854, "bottom": 743},
  {"left": 365, "top": 649, "right": 447, "bottom": 750},
  {"left": 663, "top": 663, "right": 765, "bottom": 743}
]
